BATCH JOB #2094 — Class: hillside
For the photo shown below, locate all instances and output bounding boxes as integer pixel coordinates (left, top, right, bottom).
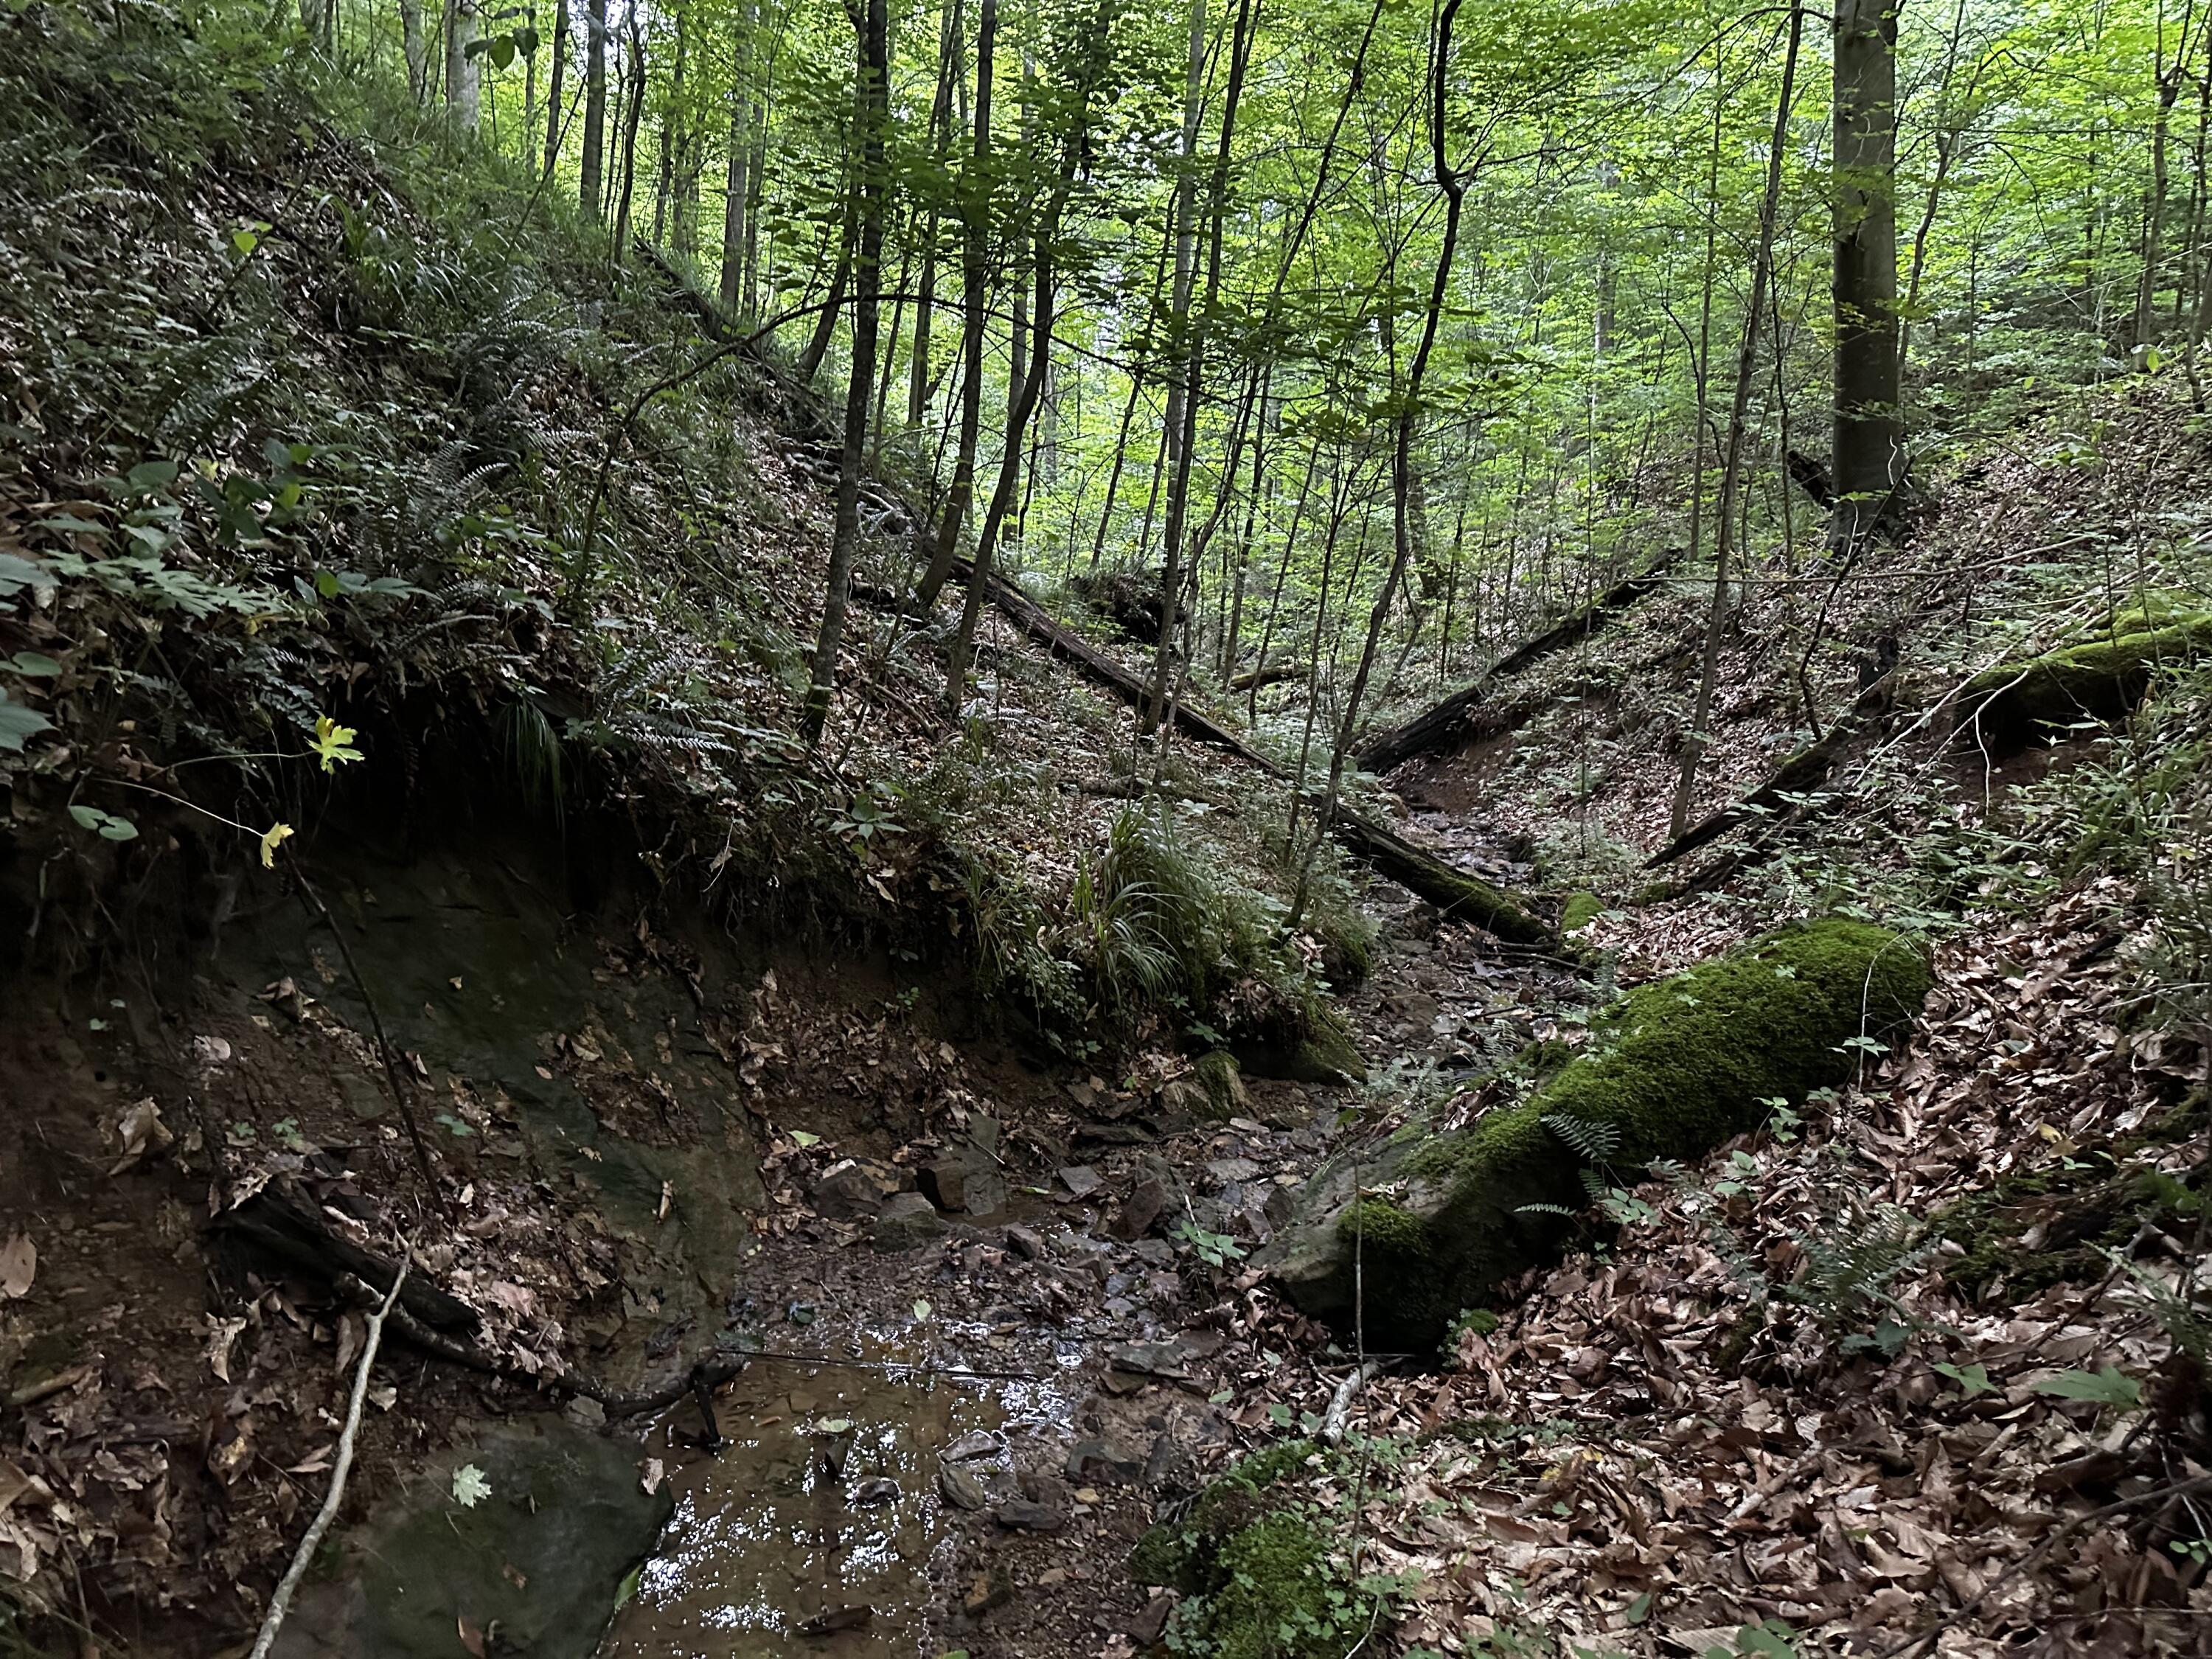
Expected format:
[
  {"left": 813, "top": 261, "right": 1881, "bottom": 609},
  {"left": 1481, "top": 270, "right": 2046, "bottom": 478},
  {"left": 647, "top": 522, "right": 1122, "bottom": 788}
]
[{"left": 3, "top": 0, "right": 2211, "bottom": 1658}]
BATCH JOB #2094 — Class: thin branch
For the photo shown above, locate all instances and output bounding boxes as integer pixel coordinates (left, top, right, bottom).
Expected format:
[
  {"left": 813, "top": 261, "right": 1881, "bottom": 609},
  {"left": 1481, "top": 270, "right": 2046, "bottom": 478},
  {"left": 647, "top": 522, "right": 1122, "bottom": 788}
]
[{"left": 248, "top": 1261, "right": 408, "bottom": 1659}]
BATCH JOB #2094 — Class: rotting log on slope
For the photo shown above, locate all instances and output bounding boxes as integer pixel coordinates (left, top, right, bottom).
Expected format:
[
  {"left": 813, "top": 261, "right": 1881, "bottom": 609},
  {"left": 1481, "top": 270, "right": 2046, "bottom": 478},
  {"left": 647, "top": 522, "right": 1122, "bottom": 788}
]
[
  {"left": 968, "top": 560, "right": 1554, "bottom": 947},
  {"left": 1357, "top": 548, "right": 1686, "bottom": 776}
]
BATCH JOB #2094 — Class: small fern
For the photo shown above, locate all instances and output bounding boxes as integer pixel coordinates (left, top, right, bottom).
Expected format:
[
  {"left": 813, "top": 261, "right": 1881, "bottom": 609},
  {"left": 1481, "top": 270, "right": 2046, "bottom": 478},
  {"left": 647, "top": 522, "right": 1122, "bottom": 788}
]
[{"left": 1543, "top": 1110, "right": 1621, "bottom": 1164}]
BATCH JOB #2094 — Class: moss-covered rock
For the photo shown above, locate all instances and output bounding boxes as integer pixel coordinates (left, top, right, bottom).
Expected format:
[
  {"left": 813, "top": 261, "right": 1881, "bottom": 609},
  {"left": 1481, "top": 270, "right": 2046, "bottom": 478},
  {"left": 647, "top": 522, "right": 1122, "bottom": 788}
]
[
  {"left": 1193, "top": 1050, "right": 1251, "bottom": 1119},
  {"left": 1958, "top": 598, "right": 2212, "bottom": 754},
  {"left": 1237, "top": 1000, "right": 1366, "bottom": 1086},
  {"left": 1132, "top": 1442, "right": 1388, "bottom": 1659},
  {"left": 1259, "top": 919, "right": 1933, "bottom": 1346},
  {"left": 1560, "top": 891, "right": 1604, "bottom": 933}
]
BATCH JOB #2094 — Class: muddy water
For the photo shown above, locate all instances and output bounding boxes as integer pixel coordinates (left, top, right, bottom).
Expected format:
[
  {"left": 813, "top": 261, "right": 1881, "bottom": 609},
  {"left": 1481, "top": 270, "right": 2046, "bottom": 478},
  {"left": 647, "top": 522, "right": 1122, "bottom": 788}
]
[{"left": 601, "top": 1321, "right": 1081, "bottom": 1658}]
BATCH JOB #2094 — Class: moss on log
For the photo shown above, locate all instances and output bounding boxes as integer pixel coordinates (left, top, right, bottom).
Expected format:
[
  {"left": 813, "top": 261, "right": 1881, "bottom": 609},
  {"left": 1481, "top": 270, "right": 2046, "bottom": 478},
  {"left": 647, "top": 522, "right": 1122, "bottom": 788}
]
[
  {"left": 1262, "top": 919, "right": 1934, "bottom": 1346},
  {"left": 1958, "top": 599, "right": 2212, "bottom": 754}
]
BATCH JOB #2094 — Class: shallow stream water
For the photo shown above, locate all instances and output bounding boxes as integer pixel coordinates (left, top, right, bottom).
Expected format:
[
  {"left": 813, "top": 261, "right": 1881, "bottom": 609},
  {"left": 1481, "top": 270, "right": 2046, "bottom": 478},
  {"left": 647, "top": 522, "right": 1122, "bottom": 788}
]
[{"left": 600, "top": 1321, "right": 1082, "bottom": 1658}]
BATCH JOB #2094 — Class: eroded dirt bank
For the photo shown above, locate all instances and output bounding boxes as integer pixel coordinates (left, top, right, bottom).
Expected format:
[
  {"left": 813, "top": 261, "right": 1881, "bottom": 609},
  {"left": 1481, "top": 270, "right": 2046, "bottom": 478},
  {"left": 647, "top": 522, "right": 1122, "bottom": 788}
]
[{"left": 0, "top": 743, "right": 1575, "bottom": 1659}]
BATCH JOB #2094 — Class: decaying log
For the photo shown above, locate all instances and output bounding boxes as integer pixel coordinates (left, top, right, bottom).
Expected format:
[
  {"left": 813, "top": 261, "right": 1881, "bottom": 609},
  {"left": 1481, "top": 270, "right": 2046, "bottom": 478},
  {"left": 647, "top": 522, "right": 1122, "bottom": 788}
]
[
  {"left": 1357, "top": 549, "right": 1686, "bottom": 775},
  {"left": 212, "top": 1180, "right": 481, "bottom": 1335}
]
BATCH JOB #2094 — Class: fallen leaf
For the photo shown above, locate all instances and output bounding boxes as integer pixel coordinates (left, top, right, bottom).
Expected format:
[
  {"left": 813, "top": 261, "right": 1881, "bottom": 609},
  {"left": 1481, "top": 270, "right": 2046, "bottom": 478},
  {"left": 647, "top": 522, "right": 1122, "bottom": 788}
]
[
  {"left": 0, "top": 1234, "right": 34, "bottom": 1299},
  {"left": 640, "top": 1458, "right": 664, "bottom": 1495}
]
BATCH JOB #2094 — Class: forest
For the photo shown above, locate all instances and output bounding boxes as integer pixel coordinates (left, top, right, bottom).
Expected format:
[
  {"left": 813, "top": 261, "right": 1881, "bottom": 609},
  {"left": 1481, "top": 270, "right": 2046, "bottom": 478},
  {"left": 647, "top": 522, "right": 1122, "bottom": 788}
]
[{"left": 1, "top": 0, "right": 2211, "bottom": 1650}]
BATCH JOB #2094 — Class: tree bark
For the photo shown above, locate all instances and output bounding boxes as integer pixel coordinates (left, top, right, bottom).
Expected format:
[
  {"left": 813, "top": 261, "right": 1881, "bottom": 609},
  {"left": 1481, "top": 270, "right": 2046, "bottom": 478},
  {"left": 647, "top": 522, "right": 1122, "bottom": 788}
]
[
  {"left": 1140, "top": 0, "right": 1218, "bottom": 731},
  {"left": 402, "top": 0, "right": 430, "bottom": 103},
  {"left": 798, "top": 189, "right": 858, "bottom": 383},
  {"left": 445, "top": 0, "right": 479, "bottom": 131},
  {"left": 800, "top": 0, "right": 892, "bottom": 749},
  {"left": 912, "top": 0, "right": 997, "bottom": 612},
  {"left": 539, "top": 0, "right": 567, "bottom": 174},
  {"left": 717, "top": 0, "right": 759, "bottom": 314},
  {"left": 579, "top": 0, "right": 607, "bottom": 218},
  {"left": 1670, "top": 1, "right": 1804, "bottom": 838},
  {"left": 1293, "top": 0, "right": 1469, "bottom": 925},
  {"left": 1832, "top": 0, "right": 1904, "bottom": 552},
  {"left": 611, "top": 10, "right": 647, "bottom": 256},
  {"left": 908, "top": 0, "right": 964, "bottom": 430}
]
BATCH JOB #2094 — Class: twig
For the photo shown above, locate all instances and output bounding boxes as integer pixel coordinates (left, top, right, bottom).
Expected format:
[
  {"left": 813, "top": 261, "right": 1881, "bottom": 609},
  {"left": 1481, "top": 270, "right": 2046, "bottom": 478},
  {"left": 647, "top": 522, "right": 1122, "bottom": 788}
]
[
  {"left": 248, "top": 1261, "right": 407, "bottom": 1659},
  {"left": 1321, "top": 1359, "right": 1383, "bottom": 1447}
]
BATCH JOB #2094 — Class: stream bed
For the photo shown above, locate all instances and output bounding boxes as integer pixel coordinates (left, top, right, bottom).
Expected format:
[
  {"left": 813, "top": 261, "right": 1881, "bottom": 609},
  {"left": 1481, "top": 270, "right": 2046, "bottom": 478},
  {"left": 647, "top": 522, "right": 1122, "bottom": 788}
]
[{"left": 601, "top": 1321, "right": 1085, "bottom": 1658}]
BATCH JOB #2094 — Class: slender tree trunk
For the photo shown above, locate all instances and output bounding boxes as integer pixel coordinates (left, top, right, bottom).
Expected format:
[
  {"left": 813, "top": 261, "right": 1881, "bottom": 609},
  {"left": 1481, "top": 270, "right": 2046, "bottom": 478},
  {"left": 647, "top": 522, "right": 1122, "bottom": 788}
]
[
  {"left": 579, "top": 0, "right": 607, "bottom": 217},
  {"left": 654, "top": 10, "right": 688, "bottom": 247},
  {"left": 1220, "top": 374, "right": 1269, "bottom": 675},
  {"left": 801, "top": 0, "right": 892, "bottom": 748},
  {"left": 1147, "top": 0, "right": 1255, "bottom": 731},
  {"left": 909, "top": 0, "right": 964, "bottom": 430},
  {"left": 540, "top": 0, "right": 568, "bottom": 174},
  {"left": 2136, "top": 60, "right": 2188, "bottom": 347},
  {"left": 1900, "top": 0, "right": 1971, "bottom": 380},
  {"left": 1670, "top": 1, "right": 1804, "bottom": 838},
  {"left": 1086, "top": 201, "right": 1178, "bottom": 572},
  {"left": 445, "top": 0, "right": 480, "bottom": 130},
  {"left": 1294, "top": 0, "right": 1467, "bottom": 923},
  {"left": 1832, "top": 0, "right": 1904, "bottom": 550},
  {"left": 943, "top": 0, "right": 1113, "bottom": 697},
  {"left": 717, "top": 0, "right": 758, "bottom": 313},
  {"left": 799, "top": 189, "right": 859, "bottom": 383},
  {"left": 913, "top": 0, "right": 997, "bottom": 611},
  {"left": 402, "top": 0, "right": 430, "bottom": 102},
  {"left": 611, "top": 12, "right": 647, "bottom": 256}
]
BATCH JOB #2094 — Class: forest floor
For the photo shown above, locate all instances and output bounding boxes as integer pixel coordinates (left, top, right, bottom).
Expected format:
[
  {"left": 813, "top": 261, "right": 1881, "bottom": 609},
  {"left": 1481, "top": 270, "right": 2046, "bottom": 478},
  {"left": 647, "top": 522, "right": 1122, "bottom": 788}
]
[{"left": 6, "top": 18, "right": 2212, "bottom": 1658}]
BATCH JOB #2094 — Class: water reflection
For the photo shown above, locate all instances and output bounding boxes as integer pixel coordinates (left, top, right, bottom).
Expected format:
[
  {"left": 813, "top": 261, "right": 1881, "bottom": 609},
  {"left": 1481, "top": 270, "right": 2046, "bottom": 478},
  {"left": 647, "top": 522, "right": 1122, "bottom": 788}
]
[{"left": 599, "top": 1321, "right": 1079, "bottom": 1658}]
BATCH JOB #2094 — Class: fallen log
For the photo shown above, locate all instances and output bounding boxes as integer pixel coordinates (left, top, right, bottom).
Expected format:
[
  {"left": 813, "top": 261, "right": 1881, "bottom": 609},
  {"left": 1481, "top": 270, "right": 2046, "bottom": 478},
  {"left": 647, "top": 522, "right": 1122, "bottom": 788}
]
[
  {"left": 212, "top": 1181, "right": 482, "bottom": 1335},
  {"left": 630, "top": 248, "right": 1551, "bottom": 946},
  {"left": 1644, "top": 671, "right": 1899, "bottom": 869},
  {"left": 1357, "top": 549, "right": 1686, "bottom": 774},
  {"left": 1228, "top": 658, "right": 1305, "bottom": 694},
  {"left": 961, "top": 560, "right": 1556, "bottom": 945}
]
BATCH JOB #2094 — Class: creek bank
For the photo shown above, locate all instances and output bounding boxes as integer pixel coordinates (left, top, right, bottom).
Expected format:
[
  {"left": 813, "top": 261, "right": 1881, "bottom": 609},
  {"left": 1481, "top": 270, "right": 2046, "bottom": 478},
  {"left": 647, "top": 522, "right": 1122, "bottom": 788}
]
[{"left": 1260, "top": 919, "right": 1934, "bottom": 1347}]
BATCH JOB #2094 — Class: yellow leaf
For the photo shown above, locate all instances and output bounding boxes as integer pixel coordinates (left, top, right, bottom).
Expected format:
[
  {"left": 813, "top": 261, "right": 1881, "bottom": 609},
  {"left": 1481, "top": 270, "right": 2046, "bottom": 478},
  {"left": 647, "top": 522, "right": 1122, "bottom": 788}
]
[
  {"left": 260, "top": 822, "right": 294, "bottom": 868},
  {"left": 310, "top": 715, "right": 364, "bottom": 773}
]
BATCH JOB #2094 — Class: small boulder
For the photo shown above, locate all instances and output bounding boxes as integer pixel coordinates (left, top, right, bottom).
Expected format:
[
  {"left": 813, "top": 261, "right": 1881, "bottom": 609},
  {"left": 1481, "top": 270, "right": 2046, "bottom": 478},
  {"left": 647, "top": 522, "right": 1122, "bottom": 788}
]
[
  {"left": 994, "top": 1498, "right": 1065, "bottom": 1534},
  {"left": 872, "top": 1192, "right": 949, "bottom": 1253},
  {"left": 1110, "top": 1176, "right": 1168, "bottom": 1241},
  {"left": 813, "top": 1157, "right": 907, "bottom": 1219}
]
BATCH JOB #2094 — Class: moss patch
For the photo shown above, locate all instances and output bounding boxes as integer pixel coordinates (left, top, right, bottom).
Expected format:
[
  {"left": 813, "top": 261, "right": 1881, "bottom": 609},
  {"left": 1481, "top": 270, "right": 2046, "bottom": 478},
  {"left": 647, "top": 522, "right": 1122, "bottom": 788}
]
[
  {"left": 1560, "top": 891, "right": 1604, "bottom": 933},
  {"left": 1271, "top": 919, "right": 1933, "bottom": 1346},
  {"left": 1132, "top": 1442, "right": 1394, "bottom": 1659},
  {"left": 1961, "top": 602, "right": 2212, "bottom": 753}
]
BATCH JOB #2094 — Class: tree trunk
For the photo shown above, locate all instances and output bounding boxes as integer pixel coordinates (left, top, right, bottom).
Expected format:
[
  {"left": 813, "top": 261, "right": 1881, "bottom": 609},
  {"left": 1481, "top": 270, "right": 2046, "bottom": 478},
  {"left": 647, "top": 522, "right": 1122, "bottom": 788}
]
[
  {"left": 611, "top": 11, "right": 647, "bottom": 255},
  {"left": 717, "top": 0, "right": 758, "bottom": 313},
  {"left": 912, "top": 0, "right": 997, "bottom": 612},
  {"left": 539, "top": 0, "right": 567, "bottom": 174},
  {"left": 1832, "top": 0, "right": 1903, "bottom": 552},
  {"left": 445, "top": 0, "right": 480, "bottom": 131},
  {"left": 800, "top": 0, "right": 892, "bottom": 749},
  {"left": 579, "top": 0, "right": 607, "bottom": 218},
  {"left": 1670, "top": 1, "right": 1804, "bottom": 838},
  {"left": 402, "top": 0, "right": 430, "bottom": 103},
  {"left": 1293, "top": 0, "right": 1468, "bottom": 924},
  {"left": 1139, "top": 0, "right": 1212, "bottom": 731},
  {"left": 653, "top": 8, "right": 688, "bottom": 248},
  {"left": 798, "top": 190, "right": 858, "bottom": 383},
  {"left": 944, "top": 0, "right": 1114, "bottom": 698},
  {"left": 908, "top": 0, "right": 964, "bottom": 430}
]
